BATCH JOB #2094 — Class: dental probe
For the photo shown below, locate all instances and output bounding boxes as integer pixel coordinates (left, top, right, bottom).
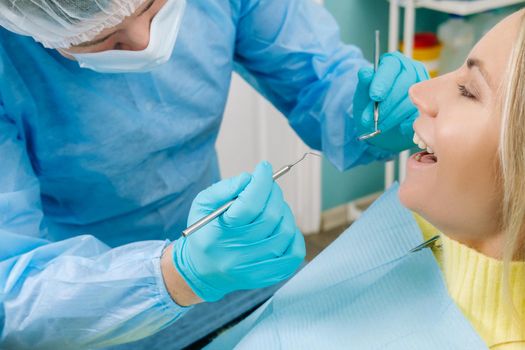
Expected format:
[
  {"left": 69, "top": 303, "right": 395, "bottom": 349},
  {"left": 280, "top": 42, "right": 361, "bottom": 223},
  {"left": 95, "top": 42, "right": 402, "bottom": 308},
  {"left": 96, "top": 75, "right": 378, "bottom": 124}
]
[
  {"left": 359, "top": 30, "right": 382, "bottom": 141},
  {"left": 182, "top": 152, "right": 321, "bottom": 238}
]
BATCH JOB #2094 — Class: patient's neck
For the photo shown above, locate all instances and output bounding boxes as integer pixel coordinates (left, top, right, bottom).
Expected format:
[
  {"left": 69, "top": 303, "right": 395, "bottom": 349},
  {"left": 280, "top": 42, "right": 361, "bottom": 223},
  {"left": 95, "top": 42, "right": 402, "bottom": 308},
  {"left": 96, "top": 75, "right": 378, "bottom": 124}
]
[{"left": 444, "top": 230, "right": 506, "bottom": 260}]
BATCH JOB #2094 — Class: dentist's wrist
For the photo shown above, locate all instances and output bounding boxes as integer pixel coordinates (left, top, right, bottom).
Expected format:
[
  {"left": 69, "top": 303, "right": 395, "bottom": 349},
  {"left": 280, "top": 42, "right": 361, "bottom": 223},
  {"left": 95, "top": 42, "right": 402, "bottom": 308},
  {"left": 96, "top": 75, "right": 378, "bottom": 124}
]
[{"left": 161, "top": 244, "right": 203, "bottom": 307}]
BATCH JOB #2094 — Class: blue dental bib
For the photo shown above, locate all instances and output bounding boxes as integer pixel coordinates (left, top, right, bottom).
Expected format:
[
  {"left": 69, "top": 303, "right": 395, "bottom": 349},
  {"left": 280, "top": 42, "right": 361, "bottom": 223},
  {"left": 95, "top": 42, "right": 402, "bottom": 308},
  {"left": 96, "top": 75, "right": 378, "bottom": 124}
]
[{"left": 206, "top": 184, "right": 487, "bottom": 349}]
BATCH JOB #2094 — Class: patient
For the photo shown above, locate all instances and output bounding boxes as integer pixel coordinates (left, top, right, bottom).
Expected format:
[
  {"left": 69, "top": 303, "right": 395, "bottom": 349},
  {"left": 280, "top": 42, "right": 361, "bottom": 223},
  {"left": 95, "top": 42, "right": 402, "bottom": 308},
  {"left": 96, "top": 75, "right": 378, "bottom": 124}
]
[{"left": 207, "top": 9, "right": 525, "bottom": 350}]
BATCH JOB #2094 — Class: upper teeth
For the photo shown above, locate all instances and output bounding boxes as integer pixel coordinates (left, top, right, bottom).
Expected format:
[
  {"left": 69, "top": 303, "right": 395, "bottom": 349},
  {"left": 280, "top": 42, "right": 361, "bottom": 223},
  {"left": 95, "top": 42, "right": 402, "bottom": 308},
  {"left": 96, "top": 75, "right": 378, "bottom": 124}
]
[{"left": 413, "top": 133, "right": 434, "bottom": 154}]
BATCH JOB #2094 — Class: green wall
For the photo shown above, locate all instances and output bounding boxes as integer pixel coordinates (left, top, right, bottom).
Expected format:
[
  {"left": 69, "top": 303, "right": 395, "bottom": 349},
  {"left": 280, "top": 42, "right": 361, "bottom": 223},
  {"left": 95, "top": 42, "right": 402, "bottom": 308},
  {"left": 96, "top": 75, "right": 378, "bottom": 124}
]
[{"left": 322, "top": 0, "right": 447, "bottom": 210}]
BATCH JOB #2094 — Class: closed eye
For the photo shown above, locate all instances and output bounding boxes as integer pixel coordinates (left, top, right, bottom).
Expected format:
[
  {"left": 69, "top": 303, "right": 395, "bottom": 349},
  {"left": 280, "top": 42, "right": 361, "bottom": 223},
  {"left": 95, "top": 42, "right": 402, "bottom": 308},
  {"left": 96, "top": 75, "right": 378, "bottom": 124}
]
[
  {"left": 458, "top": 84, "right": 476, "bottom": 99},
  {"left": 138, "top": 0, "right": 156, "bottom": 16}
]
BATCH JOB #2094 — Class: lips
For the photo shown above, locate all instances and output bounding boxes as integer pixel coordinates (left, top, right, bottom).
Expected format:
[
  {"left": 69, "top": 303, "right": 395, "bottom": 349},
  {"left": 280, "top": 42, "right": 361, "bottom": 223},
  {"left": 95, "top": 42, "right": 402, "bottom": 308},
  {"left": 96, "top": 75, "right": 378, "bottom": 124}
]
[
  {"left": 413, "top": 130, "right": 437, "bottom": 163},
  {"left": 413, "top": 132, "right": 434, "bottom": 154}
]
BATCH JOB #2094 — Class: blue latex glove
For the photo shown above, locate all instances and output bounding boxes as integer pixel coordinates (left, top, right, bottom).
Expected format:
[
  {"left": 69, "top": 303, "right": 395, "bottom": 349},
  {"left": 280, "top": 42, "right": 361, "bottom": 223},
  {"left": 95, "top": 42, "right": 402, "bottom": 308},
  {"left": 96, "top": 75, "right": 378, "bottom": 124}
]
[
  {"left": 172, "top": 161, "right": 306, "bottom": 302},
  {"left": 353, "top": 51, "right": 430, "bottom": 152}
]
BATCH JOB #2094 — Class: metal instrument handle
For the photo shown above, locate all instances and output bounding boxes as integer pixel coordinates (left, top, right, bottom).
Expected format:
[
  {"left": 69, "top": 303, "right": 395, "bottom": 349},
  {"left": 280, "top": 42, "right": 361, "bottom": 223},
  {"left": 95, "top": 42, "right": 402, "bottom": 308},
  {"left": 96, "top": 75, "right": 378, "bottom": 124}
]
[{"left": 181, "top": 165, "right": 291, "bottom": 237}]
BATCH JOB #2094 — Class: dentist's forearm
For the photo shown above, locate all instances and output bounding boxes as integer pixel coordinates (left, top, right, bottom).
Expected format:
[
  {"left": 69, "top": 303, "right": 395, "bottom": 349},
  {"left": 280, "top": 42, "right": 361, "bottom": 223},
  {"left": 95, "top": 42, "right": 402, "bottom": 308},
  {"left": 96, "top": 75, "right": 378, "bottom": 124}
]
[{"left": 161, "top": 244, "right": 203, "bottom": 307}]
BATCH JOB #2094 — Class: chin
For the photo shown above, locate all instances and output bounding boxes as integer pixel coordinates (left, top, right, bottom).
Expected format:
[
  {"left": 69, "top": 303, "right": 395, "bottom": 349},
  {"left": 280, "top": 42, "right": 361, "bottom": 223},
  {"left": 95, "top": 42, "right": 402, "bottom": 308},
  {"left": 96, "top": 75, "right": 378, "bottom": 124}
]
[
  {"left": 398, "top": 176, "right": 421, "bottom": 211},
  {"left": 399, "top": 177, "right": 450, "bottom": 235}
]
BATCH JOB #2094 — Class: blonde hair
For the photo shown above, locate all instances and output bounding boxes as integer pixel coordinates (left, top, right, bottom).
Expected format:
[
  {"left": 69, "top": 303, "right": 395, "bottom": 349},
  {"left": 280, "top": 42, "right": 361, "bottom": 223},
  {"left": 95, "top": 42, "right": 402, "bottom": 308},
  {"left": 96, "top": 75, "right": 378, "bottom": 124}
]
[{"left": 499, "top": 11, "right": 525, "bottom": 318}]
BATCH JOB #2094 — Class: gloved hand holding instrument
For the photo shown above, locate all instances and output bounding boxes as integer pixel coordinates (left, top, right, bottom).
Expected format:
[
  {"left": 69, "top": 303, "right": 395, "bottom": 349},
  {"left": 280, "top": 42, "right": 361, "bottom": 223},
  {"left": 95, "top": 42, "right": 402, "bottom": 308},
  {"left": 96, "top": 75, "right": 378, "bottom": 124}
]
[
  {"left": 355, "top": 31, "right": 430, "bottom": 152},
  {"left": 172, "top": 155, "right": 318, "bottom": 302}
]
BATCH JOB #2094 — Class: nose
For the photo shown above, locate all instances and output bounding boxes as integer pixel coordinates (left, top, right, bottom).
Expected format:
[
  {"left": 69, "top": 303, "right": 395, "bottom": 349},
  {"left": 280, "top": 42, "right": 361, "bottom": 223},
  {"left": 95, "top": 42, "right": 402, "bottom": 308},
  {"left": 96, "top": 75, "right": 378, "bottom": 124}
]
[
  {"left": 409, "top": 80, "right": 438, "bottom": 118},
  {"left": 118, "top": 17, "right": 152, "bottom": 51}
]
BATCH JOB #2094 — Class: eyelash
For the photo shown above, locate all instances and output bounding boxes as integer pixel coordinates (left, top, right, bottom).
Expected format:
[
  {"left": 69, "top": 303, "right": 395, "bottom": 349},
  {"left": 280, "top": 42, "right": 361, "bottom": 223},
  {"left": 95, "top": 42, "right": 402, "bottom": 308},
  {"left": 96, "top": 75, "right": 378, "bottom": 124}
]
[
  {"left": 140, "top": 0, "right": 156, "bottom": 16},
  {"left": 458, "top": 84, "right": 476, "bottom": 99}
]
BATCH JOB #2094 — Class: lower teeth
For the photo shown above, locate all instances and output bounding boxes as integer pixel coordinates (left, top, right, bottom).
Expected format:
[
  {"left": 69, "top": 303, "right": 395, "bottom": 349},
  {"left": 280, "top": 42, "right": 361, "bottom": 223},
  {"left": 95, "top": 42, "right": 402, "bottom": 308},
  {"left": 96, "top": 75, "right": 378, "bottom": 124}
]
[{"left": 416, "top": 152, "right": 438, "bottom": 163}]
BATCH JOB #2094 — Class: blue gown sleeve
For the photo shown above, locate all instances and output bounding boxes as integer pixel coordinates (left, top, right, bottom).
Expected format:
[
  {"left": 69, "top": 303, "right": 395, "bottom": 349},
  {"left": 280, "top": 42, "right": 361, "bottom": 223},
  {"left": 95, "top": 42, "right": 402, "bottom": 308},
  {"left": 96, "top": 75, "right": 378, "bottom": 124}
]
[
  {"left": 0, "top": 106, "right": 189, "bottom": 349},
  {"left": 234, "top": 0, "right": 394, "bottom": 170}
]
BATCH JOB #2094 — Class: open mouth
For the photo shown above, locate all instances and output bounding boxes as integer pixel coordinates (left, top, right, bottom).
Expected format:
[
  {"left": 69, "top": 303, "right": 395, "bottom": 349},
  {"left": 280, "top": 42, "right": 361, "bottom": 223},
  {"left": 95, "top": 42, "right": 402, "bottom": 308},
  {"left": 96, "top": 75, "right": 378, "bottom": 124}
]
[
  {"left": 414, "top": 150, "right": 438, "bottom": 164},
  {"left": 413, "top": 131, "right": 437, "bottom": 164}
]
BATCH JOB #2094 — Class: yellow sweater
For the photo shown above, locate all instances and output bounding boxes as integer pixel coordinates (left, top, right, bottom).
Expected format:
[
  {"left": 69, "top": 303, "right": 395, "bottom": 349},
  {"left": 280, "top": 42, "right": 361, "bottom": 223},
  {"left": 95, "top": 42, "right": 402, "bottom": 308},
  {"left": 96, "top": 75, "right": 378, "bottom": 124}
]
[{"left": 415, "top": 215, "right": 525, "bottom": 349}]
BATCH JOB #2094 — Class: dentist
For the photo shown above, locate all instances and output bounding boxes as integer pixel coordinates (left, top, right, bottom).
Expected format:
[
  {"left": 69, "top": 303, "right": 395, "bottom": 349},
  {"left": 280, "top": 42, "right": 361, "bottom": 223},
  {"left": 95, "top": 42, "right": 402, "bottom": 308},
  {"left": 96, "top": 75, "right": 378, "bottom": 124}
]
[{"left": 0, "top": 0, "right": 428, "bottom": 348}]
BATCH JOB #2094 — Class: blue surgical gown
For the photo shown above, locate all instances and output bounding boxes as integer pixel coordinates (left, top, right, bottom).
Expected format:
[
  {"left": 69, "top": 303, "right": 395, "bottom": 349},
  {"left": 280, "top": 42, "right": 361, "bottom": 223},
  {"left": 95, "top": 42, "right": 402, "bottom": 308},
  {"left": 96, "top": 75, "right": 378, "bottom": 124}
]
[{"left": 0, "top": 0, "right": 392, "bottom": 348}]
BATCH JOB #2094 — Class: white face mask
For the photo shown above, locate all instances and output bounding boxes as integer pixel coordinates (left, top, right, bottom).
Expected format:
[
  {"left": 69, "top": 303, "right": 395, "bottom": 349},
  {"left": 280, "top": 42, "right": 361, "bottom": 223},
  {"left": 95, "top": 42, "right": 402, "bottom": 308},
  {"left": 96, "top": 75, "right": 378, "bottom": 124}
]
[{"left": 69, "top": 0, "right": 186, "bottom": 74}]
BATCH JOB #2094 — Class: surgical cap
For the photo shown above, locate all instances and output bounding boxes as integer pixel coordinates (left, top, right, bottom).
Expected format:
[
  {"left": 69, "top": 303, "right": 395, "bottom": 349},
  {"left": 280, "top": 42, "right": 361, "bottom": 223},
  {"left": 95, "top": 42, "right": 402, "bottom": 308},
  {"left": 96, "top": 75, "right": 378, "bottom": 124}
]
[{"left": 0, "top": 0, "right": 146, "bottom": 49}]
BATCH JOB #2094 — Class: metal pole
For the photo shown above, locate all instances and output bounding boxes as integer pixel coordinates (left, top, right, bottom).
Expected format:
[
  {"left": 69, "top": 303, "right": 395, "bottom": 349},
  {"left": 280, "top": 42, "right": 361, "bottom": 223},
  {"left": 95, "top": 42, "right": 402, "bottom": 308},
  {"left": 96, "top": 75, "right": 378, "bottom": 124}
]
[
  {"left": 399, "top": 0, "right": 416, "bottom": 182},
  {"left": 385, "top": 0, "right": 401, "bottom": 188}
]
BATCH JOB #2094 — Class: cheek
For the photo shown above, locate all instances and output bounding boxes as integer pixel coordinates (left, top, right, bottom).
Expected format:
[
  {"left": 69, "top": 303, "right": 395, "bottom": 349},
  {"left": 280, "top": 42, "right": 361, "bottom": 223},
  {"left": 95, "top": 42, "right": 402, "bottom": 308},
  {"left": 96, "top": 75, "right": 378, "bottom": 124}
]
[
  {"left": 436, "top": 105, "right": 500, "bottom": 197},
  {"left": 400, "top": 106, "right": 502, "bottom": 236},
  {"left": 436, "top": 121, "right": 476, "bottom": 188}
]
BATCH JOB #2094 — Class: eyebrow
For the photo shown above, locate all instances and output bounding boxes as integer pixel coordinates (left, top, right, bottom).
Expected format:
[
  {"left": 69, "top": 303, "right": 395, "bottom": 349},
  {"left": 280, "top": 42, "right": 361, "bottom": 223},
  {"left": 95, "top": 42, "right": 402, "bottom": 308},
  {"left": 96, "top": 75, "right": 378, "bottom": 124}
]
[
  {"left": 72, "top": 0, "right": 156, "bottom": 48},
  {"left": 466, "top": 57, "right": 492, "bottom": 88}
]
